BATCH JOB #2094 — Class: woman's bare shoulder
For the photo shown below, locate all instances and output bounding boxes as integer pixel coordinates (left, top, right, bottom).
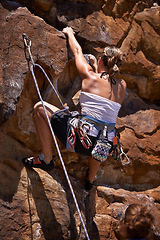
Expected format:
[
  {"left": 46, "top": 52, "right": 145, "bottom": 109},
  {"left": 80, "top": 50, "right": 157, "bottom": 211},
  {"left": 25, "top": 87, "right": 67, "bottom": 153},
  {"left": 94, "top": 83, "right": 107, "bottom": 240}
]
[{"left": 116, "top": 79, "right": 127, "bottom": 103}]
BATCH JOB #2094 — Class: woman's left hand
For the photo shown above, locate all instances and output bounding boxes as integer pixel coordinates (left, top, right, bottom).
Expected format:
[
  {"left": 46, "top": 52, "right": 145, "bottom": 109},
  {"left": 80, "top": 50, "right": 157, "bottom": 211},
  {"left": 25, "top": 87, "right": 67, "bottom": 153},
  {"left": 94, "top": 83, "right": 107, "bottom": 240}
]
[{"left": 62, "top": 27, "right": 75, "bottom": 36}]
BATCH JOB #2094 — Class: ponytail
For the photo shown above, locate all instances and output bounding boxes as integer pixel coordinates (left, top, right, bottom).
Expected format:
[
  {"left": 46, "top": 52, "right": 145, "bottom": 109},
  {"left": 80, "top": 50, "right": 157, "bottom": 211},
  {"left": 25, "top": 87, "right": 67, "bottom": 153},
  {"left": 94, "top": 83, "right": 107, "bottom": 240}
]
[{"left": 101, "top": 46, "right": 123, "bottom": 77}]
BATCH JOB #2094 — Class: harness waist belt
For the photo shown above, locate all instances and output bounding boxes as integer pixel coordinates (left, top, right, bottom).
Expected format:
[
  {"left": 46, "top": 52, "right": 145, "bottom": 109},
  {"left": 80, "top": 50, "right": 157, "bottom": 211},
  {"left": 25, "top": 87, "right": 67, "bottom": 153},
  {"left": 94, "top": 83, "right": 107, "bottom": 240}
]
[{"left": 81, "top": 115, "right": 115, "bottom": 133}]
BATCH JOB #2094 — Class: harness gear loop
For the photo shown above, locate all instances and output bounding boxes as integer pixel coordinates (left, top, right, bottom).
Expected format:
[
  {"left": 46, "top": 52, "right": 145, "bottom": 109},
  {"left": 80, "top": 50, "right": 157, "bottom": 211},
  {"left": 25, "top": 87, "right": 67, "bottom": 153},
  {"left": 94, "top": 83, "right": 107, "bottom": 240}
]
[
  {"left": 22, "top": 34, "right": 90, "bottom": 240},
  {"left": 68, "top": 118, "right": 92, "bottom": 149}
]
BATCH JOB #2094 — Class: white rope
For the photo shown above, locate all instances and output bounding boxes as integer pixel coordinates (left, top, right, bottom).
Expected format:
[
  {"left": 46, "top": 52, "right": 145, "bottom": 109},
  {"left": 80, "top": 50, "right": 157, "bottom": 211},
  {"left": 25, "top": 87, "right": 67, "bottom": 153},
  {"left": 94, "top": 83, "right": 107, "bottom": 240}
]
[
  {"left": 30, "top": 64, "right": 90, "bottom": 240},
  {"left": 33, "top": 64, "right": 70, "bottom": 114},
  {"left": 23, "top": 33, "right": 90, "bottom": 239}
]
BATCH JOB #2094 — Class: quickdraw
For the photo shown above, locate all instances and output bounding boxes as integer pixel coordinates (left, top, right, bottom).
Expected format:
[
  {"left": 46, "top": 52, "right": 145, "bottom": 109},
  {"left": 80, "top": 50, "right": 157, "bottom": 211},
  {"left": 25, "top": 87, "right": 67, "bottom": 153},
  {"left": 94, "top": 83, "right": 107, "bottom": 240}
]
[
  {"left": 68, "top": 118, "right": 92, "bottom": 150},
  {"left": 112, "top": 132, "right": 130, "bottom": 166}
]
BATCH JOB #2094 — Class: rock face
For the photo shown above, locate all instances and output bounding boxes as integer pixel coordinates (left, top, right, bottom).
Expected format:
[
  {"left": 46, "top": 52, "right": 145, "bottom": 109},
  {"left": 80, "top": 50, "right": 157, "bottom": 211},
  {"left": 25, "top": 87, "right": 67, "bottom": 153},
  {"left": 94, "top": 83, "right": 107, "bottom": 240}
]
[
  {"left": 0, "top": 3, "right": 67, "bottom": 126},
  {"left": 0, "top": 1, "right": 160, "bottom": 239}
]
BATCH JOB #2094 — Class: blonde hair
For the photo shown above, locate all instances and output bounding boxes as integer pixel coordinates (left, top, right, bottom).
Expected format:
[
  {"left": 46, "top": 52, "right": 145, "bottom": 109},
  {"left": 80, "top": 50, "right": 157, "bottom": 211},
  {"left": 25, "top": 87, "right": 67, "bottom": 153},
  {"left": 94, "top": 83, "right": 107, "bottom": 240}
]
[
  {"left": 104, "top": 46, "right": 123, "bottom": 60},
  {"left": 101, "top": 46, "right": 123, "bottom": 77}
]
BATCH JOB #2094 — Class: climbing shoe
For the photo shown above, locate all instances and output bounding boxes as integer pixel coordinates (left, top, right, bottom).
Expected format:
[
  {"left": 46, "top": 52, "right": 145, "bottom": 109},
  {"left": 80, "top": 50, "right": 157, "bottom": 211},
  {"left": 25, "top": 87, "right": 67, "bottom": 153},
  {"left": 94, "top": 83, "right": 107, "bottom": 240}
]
[
  {"left": 22, "top": 153, "right": 55, "bottom": 171},
  {"left": 85, "top": 180, "right": 94, "bottom": 191}
]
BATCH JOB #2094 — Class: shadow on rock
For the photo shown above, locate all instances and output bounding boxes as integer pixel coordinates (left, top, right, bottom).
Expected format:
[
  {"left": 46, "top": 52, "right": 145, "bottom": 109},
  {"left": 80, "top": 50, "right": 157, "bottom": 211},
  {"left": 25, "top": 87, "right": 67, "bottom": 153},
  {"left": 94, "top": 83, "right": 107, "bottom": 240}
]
[
  {"left": 0, "top": 130, "right": 28, "bottom": 202},
  {"left": 49, "top": 168, "right": 100, "bottom": 240},
  {"left": 26, "top": 168, "right": 64, "bottom": 240}
]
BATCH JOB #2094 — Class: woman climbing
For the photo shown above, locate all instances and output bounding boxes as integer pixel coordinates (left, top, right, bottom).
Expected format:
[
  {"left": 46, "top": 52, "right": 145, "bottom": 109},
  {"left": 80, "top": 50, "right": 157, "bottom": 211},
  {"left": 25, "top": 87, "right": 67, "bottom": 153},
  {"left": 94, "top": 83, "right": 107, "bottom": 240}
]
[{"left": 22, "top": 27, "right": 126, "bottom": 190}]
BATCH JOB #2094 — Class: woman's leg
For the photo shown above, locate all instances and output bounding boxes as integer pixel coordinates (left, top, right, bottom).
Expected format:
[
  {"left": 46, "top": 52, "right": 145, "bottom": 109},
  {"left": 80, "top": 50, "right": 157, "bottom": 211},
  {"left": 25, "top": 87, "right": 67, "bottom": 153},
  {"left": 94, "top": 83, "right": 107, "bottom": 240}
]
[
  {"left": 33, "top": 101, "right": 60, "bottom": 162},
  {"left": 88, "top": 156, "right": 101, "bottom": 183}
]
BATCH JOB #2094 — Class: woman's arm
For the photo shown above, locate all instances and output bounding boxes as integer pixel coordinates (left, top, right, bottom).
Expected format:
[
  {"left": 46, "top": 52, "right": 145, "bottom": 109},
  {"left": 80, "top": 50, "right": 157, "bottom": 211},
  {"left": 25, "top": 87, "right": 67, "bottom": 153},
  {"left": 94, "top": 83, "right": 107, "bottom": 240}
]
[
  {"left": 62, "top": 27, "right": 81, "bottom": 57},
  {"left": 62, "top": 27, "right": 93, "bottom": 78}
]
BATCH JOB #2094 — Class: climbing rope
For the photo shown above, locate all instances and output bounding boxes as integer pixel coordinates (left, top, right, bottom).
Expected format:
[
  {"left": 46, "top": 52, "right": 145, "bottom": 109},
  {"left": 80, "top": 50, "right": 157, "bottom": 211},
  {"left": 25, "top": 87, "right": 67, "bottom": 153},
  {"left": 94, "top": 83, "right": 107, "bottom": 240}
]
[{"left": 22, "top": 33, "right": 90, "bottom": 240}]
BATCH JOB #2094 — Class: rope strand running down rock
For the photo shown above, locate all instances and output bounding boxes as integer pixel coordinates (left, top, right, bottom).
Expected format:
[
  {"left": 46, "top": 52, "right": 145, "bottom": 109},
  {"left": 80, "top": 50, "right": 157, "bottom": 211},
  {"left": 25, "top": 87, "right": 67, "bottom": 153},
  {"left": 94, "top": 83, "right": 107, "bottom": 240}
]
[{"left": 22, "top": 33, "right": 90, "bottom": 240}]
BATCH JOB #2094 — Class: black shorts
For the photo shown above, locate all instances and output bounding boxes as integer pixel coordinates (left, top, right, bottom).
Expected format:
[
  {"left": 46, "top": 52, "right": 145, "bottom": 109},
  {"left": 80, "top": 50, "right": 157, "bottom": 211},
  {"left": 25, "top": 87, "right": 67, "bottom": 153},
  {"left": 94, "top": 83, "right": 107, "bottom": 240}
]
[{"left": 50, "top": 111, "right": 97, "bottom": 156}]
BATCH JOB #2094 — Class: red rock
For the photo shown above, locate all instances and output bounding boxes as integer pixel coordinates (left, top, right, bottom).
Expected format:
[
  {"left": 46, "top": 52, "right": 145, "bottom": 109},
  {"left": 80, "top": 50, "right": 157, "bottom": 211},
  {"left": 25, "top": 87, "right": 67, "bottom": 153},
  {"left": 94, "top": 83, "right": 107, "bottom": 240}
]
[{"left": 0, "top": 1, "right": 160, "bottom": 239}]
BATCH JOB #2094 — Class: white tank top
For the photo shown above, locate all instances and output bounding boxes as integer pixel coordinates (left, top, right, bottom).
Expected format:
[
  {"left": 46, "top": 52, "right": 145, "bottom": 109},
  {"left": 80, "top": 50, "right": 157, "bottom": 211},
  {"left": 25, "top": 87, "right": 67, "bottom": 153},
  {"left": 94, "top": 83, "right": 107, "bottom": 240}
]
[{"left": 79, "top": 91, "right": 121, "bottom": 141}]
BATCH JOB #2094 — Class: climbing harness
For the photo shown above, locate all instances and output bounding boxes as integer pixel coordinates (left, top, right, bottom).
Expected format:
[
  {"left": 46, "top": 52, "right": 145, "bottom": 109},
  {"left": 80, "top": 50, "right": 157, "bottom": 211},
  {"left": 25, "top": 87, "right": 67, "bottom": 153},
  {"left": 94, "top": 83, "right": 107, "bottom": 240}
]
[
  {"left": 80, "top": 115, "right": 130, "bottom": 165},
  {"left": 81, "top": 115, "right": 115, "bottom": 133},
  {"left": 22, "top": 33, "right": 90, "bottom": 240},
  {"left": 79, "top": 116, "right": 115, "bottom": 162}
]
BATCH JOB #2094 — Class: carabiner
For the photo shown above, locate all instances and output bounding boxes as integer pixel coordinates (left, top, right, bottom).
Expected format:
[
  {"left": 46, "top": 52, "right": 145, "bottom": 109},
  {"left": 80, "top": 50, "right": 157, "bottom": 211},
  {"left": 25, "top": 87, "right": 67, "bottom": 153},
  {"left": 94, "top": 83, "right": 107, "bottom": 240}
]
[
  {"left": 119, "top": 152, "right": 130, "bottom": 165},
  {"left": 118, "top": 139, "right": 130, "bottom": 165},
  {"left": 81, "top": 122, "right": 91, "bottom": 133},
  {"left": 22, "top": 33, "right": 34, "bottom": 66},
  {"left": 22, "top": 33, "right": 31, "bottom": 48}
]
